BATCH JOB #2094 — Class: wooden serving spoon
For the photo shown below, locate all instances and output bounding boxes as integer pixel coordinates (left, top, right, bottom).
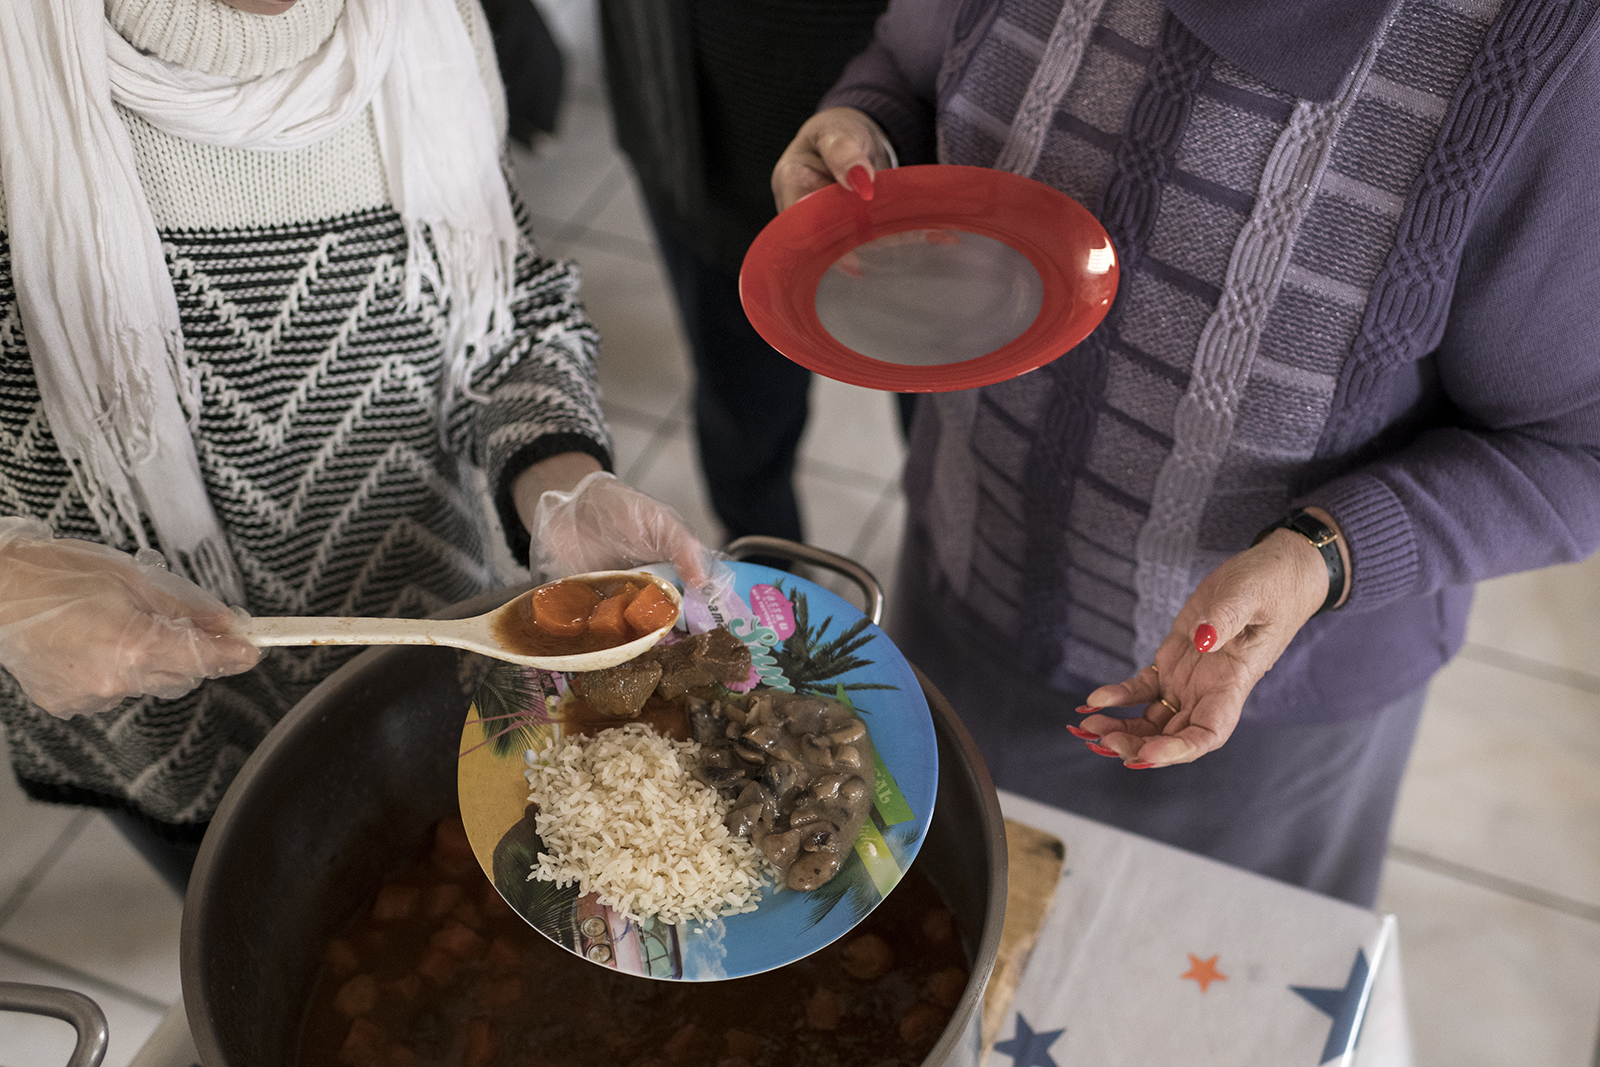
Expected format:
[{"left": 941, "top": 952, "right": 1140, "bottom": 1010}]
[{"left": 239, "top": 571, "right": 682, "bottom": 673}]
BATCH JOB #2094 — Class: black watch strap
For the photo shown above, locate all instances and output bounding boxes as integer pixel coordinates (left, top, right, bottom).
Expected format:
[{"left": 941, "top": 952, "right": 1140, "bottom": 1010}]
[{"left": 1253, "top": 509, "right": 1346, "bottom": 615}]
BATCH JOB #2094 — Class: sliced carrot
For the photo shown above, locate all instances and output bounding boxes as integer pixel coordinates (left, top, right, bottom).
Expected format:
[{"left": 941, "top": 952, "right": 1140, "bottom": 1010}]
[
  {"left": 531, "top": 580, "right": 603, "bottom": 636},
  {"left": 380, "top": 974, "right": 422, "bottom": 1007},
  {"left": 471, "top": 972, "right": 524, "bottom": 1010},
  {"left": 486, "top": 936, "right": 521, "bottom": 970},
  {"left": 430, "top": 920, "right": 487, "bottom": 960},
  {"left": 338, "top": 1018, "right": 386, "bottom": 1067},
  {"left": 623, "top": 582, "right": 676, "bottom": 634},
  {"left": 369, "top": 882, "right": 419, "bottom": 924},
  {"left": 462, "top": 1018, "right": 498, "bottom": 1067},
  {"left": 324, "top": 938, "right": 361, "bottom": 976},
  {"left": 422, "top": 881, "right": 465, "bottom": 918},
  {"left": 382, "top": 1043, "right": 418, "bottom": 1067},
  {"left": 428, "top": 817, "right": 477, "bottom": 878},
  {"left": 414, "top": 946, "right": 458, "bottom": 985},
  {"left": 333, "top": 974, "right": 379, "bottom": 1019},
  {"left": 587, "top": 589, "right": 637, "bottom": 636}
]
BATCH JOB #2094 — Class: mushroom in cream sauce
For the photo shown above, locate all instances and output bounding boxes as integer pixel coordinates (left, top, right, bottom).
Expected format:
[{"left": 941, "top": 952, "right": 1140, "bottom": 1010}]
[{"left": 688, "top": 692, "right": 876, "bottom": 891}]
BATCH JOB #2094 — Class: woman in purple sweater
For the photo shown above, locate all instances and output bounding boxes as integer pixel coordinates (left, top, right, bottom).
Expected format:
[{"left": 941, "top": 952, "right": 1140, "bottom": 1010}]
[{"left": 772, "top": 0, "right": 1600, "bottom": 904}]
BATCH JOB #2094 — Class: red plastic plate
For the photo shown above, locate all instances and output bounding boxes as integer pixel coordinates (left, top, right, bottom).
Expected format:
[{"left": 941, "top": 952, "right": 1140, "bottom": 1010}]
[{"left": 739, "top": 164, "right": 1118, "bottom": 392}]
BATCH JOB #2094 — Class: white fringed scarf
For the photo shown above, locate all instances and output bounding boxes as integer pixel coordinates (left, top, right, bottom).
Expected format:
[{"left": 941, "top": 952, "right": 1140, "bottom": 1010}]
[{"left": 0, "top": 0, "right": 519, "bottom": 603}]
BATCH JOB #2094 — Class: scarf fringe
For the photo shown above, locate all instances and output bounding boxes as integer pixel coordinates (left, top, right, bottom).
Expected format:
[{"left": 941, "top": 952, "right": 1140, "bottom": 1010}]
[
  {"left": 404, "top": 220, "right": 518, "bottom": 411},
  {"left": 2, "top": 0, "right": 515, "bottom": 609}
]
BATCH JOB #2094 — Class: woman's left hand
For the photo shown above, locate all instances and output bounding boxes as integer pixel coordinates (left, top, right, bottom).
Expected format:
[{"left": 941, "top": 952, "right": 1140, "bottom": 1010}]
[
  {"left": 512, "top": 456, "right": 731, "bottom": 598},
  {"left": 1076, "top": 509, "right": 1347, "bottom": 768}
]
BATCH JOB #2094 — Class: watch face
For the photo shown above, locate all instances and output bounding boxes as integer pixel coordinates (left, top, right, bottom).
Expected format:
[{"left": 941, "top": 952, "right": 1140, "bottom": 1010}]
[{"left": 740, "top": 164, "right": 1119, "bottom": 392}]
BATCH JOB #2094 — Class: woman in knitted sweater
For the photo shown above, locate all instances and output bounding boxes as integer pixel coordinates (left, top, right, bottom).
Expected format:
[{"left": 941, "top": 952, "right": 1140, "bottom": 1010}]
[
  {"left": 773, "top": 0, "right": 1600, "bottom": 904},
  {"left": 0, "top": 0, "right": 704, "bottom": 887}
]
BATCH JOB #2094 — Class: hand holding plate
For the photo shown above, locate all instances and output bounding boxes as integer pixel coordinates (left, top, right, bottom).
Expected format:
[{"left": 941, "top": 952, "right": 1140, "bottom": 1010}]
[{"left": 772, "top": 107, "right": 895, "bottom": 212}]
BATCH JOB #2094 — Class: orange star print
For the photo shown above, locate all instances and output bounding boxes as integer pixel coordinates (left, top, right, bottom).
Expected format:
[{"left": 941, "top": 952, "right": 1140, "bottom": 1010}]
[{"left": 1181, "top": 953, "right": 1227, "bottom": 992}]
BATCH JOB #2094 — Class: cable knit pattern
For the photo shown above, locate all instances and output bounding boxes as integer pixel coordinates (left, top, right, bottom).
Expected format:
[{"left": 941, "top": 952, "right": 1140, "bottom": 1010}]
[
  {"left": 1018, "top": 9, "right": 1214, "bottom": 677},
  {"left": 1317, "top": 0, "right": 1597, "bottom": 608},
  {"left": 992, "top": 0, "right": 1111, "bottom": 177},
  {"left": 1129, "top": 20, "right": 1388, "bottom": 665},
  {"left": 0, "top": 0, "right": 609, "bottom": 830},
  {"left": 108, "top": 0, "right": 346, "bottom": 79},
  {"left": 907, "top": 0, "right": 1512, "bottom": 702}
]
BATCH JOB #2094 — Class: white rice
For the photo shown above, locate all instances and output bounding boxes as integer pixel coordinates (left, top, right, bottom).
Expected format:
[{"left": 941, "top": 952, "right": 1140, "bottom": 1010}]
[{"left": 523, "top": 723, "right": 772, "bottom": 926}]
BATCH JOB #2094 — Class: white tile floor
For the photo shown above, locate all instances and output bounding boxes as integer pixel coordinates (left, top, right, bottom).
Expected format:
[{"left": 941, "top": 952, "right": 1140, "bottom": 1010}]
[{"left": 3, "top": 13, "right": 1599, "bottom": 1067}]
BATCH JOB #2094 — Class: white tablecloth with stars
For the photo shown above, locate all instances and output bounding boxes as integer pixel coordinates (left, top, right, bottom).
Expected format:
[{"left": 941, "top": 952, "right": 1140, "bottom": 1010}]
[{"left": 988, "top": 790, "right": 1413, "bottom": 1067}]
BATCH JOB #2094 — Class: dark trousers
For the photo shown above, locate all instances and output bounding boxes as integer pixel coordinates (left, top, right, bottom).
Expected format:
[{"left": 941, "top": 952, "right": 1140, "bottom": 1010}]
[{"left": 649, "top": 215, "right": 813, "bottom": 545}]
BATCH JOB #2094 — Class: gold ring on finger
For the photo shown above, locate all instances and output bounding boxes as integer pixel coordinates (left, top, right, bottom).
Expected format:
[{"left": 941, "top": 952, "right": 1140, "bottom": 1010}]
[{"left": 1157, "top": 696, "right": 1180, "bottom": 715}]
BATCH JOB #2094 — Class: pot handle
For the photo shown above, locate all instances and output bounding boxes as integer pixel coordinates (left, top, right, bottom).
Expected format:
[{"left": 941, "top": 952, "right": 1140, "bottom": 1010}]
[
  {"left": 0, "top": 982, "right": 109, "bottom": 1067},
  {"left": 723, "top": 537, "right": 884, "bottom": 626}
]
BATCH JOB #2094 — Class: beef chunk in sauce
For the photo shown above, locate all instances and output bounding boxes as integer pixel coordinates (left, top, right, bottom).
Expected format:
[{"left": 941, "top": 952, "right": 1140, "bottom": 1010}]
[
  {"left": 296, "top": 814, "right": 969, "bottom": 1067},
  {"left": 574, "top": 627, "right": 753, "bottom": 718},
  {"left": 650, "top": 628, "right": 753, "bottom": 699},
  {"left": 572, "top": 659, "right": 664, "bottom": 719}
]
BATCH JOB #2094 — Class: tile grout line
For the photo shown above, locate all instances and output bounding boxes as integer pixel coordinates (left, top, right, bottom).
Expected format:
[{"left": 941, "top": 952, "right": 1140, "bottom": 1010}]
[
  {"left": 798, "top": 454, "right": 904, "bottom": 494},
  {"left": 604, "top": 398, "right": 689, "bottom": 435},
  {"left": 1387, "top": 842, "right": 1600, "bottom": 924},
  {"left": 848, "top": 480, "right": 904, "bottom": 568},
  {"left": 0, "top": 937, "right": 169, "bottom": 1016},
  {"left": 553, "top": 165, "right": 629, "bottom": 243},
  {"left": 551, "top": 222, "right": 659, "bottom": 263},
  {"left": 617, "top": 416, "right": 684, "bottom": 488},
  {"left": 1457, "top": 641, "right": 1600, "bottom": 696},
  {"left": 0, "top": 810, "right": 94, "bottom": 929}
]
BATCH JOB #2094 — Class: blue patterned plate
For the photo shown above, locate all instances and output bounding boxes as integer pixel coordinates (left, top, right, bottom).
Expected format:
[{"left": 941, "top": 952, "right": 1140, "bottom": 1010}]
[{"left": 457, "top": 561, "right": 938, "bottom": 980}]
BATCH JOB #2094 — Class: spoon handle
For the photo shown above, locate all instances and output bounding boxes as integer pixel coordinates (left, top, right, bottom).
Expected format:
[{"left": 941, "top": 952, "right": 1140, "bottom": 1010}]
[{"left": 240, "top": 614, "right": 483, "bottom": 651}]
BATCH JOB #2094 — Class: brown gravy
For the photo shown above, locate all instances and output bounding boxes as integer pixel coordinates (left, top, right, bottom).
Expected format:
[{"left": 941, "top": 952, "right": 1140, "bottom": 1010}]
[
  {"left": 561, "top": 693, "right": 691, "bottom": 743},
  {"left": 491, "top": 577, "right": 677, "bottom": 659},
  {"left": 296, "top": 814, "right": 968, "bottom": 1067}
]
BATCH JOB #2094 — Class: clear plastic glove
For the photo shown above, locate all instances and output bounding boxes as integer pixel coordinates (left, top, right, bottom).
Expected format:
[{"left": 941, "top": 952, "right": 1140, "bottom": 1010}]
[
  {"left": 528, "top": 472, "right": 733, "bottom": 600},
  {"left": 0, "top": 518, "right": 260, "bottom": 717}
]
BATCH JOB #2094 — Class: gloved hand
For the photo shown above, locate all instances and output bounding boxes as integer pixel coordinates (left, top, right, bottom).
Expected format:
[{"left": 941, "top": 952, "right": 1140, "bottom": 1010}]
[
  {"left": 528, "top": 472, "right": 733, "bottom": 600},
  {"left": 0, "top": 518, "right": 260, "bottom": 717}
]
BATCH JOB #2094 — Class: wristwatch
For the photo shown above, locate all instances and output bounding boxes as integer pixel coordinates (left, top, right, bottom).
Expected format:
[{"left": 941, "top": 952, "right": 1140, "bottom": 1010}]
[{"left": 1253, "top": 509, "right": 1346, "bottom": 615}]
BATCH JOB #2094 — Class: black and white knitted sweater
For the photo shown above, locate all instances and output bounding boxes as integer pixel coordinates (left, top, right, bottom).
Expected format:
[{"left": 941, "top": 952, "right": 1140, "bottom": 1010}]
[{"left": 0, "top": 0, "right": 611, "bottom": 834}]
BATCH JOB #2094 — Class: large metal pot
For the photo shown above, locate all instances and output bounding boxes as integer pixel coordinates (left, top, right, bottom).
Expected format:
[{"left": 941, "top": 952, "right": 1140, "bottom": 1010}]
[{"left": 181, "top": 545, "right": 1007, "bottom": 1067}]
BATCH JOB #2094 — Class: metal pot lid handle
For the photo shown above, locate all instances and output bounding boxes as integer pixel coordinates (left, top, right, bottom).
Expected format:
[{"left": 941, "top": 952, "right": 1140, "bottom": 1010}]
[
  {"left": 0, "top": 982, "right": 110, "bottom": 1067},
  {"left": 723, "top": 536, "right": 884, "bottom": 625}
]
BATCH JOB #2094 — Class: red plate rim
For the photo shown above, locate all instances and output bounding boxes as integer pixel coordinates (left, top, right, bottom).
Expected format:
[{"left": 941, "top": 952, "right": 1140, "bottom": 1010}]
[{"left": 739, "top": 164, "right": 1118, "bottom": 393}]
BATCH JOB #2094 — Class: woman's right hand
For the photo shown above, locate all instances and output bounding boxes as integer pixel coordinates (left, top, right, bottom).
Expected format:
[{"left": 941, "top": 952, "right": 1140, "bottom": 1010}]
[
  {"left": 772, "top": 107, "right": 895, "bottom": 212},
  {"left": 0, "top": 519, "right": 259, "bottom": 717}
]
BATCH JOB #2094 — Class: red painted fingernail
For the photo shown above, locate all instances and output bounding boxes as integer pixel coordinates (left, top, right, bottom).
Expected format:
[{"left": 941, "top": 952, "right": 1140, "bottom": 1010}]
[
  {"left": 1125, "top": 761, "right": 1155, "bottom": 769},
  {"left": 1066, "top": 725, "right": 1099, "bottom": 740},
  {"left": 1075, "top": 704, "right": 1101, "bottom": 715},
  {"left": 846, "top": 165, "right": 875, "bottom": 201},
  {"left": 1086, "top": 742, "right": 1120, "bottom": 757},
  {"left": 1194, "top": 622, "right": 1218, "bottom": 652}
]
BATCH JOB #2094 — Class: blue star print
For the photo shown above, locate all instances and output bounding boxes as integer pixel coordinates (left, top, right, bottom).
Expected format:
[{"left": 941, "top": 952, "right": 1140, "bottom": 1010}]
[
  {"left": 1291, "top": 949, "right": 1370, "bottom": 1064},
  {"left": 993, "top": 1013, "right": 1065, "bottom": 1067}
]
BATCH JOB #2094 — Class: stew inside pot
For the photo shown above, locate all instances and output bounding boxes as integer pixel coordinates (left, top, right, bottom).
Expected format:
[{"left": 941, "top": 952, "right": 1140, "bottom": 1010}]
[{"left": 296, "top": 814, "right": 968, "bottom": 1067}]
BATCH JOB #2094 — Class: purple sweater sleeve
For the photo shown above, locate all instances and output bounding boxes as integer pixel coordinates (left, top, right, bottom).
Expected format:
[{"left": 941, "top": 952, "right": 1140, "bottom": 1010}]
[
  {"left": 1302, "top": 36, "right": 1600, "bottom": 609},
  {"left": 818, "top": 0, "right": 968, "bottom": 165}
]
